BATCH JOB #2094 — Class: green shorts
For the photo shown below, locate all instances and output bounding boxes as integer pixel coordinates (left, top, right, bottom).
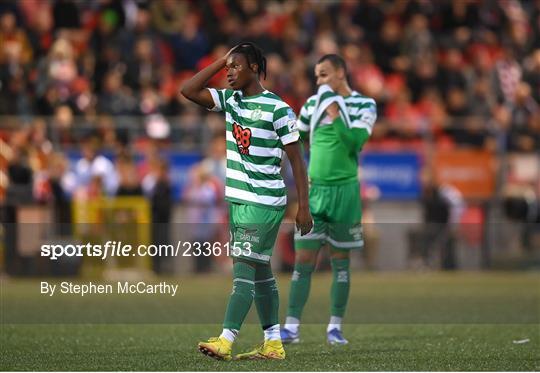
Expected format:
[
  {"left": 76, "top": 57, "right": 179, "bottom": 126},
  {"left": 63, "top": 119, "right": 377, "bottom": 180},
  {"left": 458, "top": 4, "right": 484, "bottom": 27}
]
[
  {"left": 295, "top": 180, "right": 363, "bottom": 251},
  {"left": 229, "top": 202, "right": 285, "bottom": 264}
]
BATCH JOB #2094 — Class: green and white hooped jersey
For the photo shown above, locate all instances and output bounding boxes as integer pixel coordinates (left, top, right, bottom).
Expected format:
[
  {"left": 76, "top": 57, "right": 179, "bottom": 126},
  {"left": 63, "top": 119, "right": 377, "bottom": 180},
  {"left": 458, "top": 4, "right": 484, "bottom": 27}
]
[
  {"left": 297, "top": 90, "right": 377, "bottom": 183},
  {"left": 208, "top": 88, "right": 300, "bottom": 209}
]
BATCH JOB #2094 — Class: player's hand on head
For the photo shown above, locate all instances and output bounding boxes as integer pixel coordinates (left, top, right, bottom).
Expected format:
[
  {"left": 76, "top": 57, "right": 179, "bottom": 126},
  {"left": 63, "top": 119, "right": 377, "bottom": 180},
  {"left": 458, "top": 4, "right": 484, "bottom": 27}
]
[
  {"left": 296, "top": 206, "right": 313, "bottom": 236},
  {"left": 222, "top": 46, "right": 237, "bottom": 62}
]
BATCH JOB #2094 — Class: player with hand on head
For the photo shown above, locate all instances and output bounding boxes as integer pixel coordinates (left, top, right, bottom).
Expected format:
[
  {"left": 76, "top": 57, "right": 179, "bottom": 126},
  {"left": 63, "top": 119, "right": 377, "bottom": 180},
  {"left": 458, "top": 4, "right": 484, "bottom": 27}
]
[
  {"left": 181, "top": 42, "right": 313, "bottom": 361},
  {"left": 280, "top": 54, "right": 377, "bottom": 345}
]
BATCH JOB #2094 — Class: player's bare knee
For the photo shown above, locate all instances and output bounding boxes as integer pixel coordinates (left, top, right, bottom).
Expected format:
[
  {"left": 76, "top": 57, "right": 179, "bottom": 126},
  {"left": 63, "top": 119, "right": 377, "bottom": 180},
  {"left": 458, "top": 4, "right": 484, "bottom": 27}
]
[
  {"left": 295, "top": 250, "right": 317, "bottom": 265},
  {"left": 330, "top": 249, "right": 349, "bottom": 260}
]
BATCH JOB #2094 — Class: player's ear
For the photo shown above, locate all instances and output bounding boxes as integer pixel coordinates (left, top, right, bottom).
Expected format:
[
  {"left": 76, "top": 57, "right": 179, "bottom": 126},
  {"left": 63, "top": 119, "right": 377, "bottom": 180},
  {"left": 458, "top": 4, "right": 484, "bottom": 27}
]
[
  {"left": 338, "top": 67, "right": 346, "bottom": 80},
  {"left": 250, "top": 63, "right": 259, "bottom": 74}
]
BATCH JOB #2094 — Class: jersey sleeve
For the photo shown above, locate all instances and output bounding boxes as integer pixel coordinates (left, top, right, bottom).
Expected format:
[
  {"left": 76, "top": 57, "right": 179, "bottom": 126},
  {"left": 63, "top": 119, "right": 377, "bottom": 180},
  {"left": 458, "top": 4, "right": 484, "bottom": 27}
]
[
  {"left": 297, "top": 102, "right": 311, "bottom": 133},
  {"left": 206, "top": 88, "right": 229, "bottom": 112},
  {"left": 273, "top": 103, "right": 300, "bottom": 146},
  {"left": 350, "top": 99, "right": 377, "bottom": 134}
]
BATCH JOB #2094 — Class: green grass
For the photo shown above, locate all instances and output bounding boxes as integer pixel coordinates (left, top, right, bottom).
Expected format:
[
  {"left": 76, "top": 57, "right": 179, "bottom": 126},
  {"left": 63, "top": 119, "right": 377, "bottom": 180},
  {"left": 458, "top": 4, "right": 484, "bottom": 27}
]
[{"left": 1, "top": 272, "right": 539, "bottom": 371}]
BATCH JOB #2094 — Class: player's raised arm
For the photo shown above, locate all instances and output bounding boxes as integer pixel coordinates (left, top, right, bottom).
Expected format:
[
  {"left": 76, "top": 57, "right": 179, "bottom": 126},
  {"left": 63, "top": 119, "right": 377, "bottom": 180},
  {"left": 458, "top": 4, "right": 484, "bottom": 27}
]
[
  {"left": 326, "top": 102, "right": 374, "bottom": 152},
  {"left": 180, "top": 48, "right": 233, "bottom": 109},
  {"left": 284, "top": 142, "right": 313, "bottom": 235}
]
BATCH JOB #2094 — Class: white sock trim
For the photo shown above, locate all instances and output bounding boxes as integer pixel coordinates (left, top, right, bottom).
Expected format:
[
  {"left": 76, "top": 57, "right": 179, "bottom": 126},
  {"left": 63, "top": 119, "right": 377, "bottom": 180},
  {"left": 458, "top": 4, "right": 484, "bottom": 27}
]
[
  {"left": 284, "top": 316, "right": 300, "bottom": 334},
  {"left": 264, "top": 324, "right": 281, "bottom": 341},
  {"left": 220, "top": 328, "right": 238, "bottom": 343},
  {"left": 327, "top": 316, "right": 342, "bottom": 332},
  {"left": 254, "top": 277, "right": 275, "bottom": 283},
  {"left": 233, "top": 278, "right": 255, "bottom": 285}
]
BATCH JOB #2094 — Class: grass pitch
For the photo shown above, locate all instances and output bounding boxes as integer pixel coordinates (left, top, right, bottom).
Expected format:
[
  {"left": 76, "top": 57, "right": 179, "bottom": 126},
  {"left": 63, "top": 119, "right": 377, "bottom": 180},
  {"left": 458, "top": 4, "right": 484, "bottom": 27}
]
[{"left": 1, "top": 272, "right": 539, "bottom": 371}]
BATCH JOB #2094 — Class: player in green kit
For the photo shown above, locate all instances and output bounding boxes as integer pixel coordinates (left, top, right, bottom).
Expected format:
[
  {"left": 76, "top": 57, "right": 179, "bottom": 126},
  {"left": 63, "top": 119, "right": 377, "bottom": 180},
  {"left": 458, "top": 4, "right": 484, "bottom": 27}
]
[
  {"left": 181, "top": 42, "right": 313, "bottom": 361},
  {"left": 280, "top": 54, "right": 377, "bottom": 345}
]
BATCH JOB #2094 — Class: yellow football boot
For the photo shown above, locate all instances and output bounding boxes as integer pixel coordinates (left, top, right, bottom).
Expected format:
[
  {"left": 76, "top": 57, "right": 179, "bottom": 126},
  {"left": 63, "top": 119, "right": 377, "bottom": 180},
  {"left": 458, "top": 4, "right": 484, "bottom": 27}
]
[
  {"left": 235, "top": 340, "right": 285, "bottom": 360},
  {"left": 197, "top": 336, "right": 233, "bottom": 361}
]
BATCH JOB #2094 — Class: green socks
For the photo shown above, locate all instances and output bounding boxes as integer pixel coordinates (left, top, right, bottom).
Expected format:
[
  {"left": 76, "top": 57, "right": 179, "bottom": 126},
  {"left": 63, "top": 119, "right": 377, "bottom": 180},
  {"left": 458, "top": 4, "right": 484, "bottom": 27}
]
[
  {"left": 284, "top": 258, "right": 350, "bottom": 333},
  {"left": 286, "top": 263, "right": 315, "bottom": 320},
  {"left": 223, "top": 261, "right": 281, "bottom": 334},
  {"left": 254, "top": 263, "right": 279, "bottom": 330},
  {"left": 222, "top": 257, "right": 350, "bottom": 334},
  {"left": 223, "top": 261, "right": 256, "bottom": 330},
  {"left": 330, "top": 258, "right": 350, "bottom": 318}
]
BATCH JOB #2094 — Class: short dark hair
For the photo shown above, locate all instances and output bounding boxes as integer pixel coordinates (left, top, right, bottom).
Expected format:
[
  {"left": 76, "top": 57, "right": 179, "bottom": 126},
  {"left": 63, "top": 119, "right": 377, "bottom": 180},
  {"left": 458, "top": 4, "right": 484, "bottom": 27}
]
[
  {"left": 317, "top": 54, "right": 347, "bottom": 74},
  {"left": 231, "top": 42, "right": 267, "bottom": 79}
]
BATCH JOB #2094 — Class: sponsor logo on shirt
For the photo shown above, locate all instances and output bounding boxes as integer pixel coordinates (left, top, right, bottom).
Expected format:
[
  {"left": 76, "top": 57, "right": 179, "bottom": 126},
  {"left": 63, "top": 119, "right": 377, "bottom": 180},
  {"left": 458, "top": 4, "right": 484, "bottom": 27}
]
[
  {"left": 232, "top": 122, "right": 252, "bottom": 155},
  {"left": 360, "top": 107, "right": 377, "bottom": 126},
  {"left": 288, "top": 119, "right": 298, "bottom": 132},
  {"left": 287, "top": 108, "right": 298, "bottom": 132}
]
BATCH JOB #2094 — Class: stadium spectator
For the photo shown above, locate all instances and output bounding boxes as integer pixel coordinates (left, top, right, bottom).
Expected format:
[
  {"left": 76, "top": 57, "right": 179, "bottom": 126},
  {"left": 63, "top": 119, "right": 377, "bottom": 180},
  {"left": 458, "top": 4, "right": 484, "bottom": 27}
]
[
  {"left": 115, "top": 152, "right": 143, "bottom": 196},
  {"left": 438, "top": 0, "right": 479, "bottom": 48},
  {"left": 117, "top": 5, "right": 158, "bottom": 58},
  {"left": 124, "top": 37, "right": 161, "bottom": 90},
  {"left": 409, "top": 169, "right": 465, "bottom": 270},
  {"left": 34, "top": 37, "right": 79, "bottom": 109},
  {"left": 402, "top": 13, "right": 435, "bottom": 66},
  {"left": 150, "top": 157, "right": 173, "bottom": 274},
  {"left": 384, "top": 88, "right": 424, "bottom": 140},
  {"left": 48, "top": 151, "right": 74, "bottom": 236},
  {"left": 444, "top": 87, "right": 477, "bottom": 147},
  {"left": 169, "top": 13, "right": 209, "bottom": 71},
  {"left": 504, "top": 82, "right": 540, "bottom": 152},
  {"left": 523, "top": 49, "right": 540, "bottom": 103},
  {"left": 0, "top": 10, "right": 33, "bottom": 115},
  {"left": 200, "top": 134, "right": 226, "bottom": 184},
  {"left": 467, "top": 77, "right": 496, "bottom": 118},
  {"left": 406, "top": 56, "right": 438, "bottom": 103},
  {"left": 3, "top": 144, "right": 34, "bottom": 276},
  {"left": 416, "top": 88, "right": 448, "bottom": 139},
  {"left": 373, "top": 18, "right": 409, "bottom": 74},
  {"left": 73, "top": 137, "right": 118, "bottom": 197},
  {"left": 21, "top": 0, "right": 54, "bottom": 60},
  {"left": 97, "top": 70, "right": 137, "bottom": 116},
  {"left": 183, "top": 162, "right": 223, "bottom": 273},
  {"left": 50, "top": 105, "right": 76, "bottom": 146},
  {"left": 0, "top": 10, "right": 33, "bottom": 65},
  {"left": 437, "top": 48, "right": 468, "bottom": 97},
  {"left": 6, "top": 145, "right": 33, "bottom": 204},
  {"left": 493, "top": 45, "right": 522, "bottom": 105}
]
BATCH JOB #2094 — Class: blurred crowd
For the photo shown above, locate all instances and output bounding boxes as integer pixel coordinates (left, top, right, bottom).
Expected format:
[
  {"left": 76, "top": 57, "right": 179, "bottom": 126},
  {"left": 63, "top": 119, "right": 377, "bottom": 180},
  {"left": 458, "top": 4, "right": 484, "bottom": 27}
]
[{"left": 1, "top": 0, "right": 539, "bottom": 204}]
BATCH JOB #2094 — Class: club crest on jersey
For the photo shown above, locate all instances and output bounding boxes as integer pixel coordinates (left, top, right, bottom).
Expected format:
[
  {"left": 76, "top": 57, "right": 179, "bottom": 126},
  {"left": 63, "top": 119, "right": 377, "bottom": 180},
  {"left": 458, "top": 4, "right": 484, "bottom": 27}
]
[
  {"left": 251, "top": 108, "right": 262, "bottom": 121},
  {"left": 233, "top": 122, "right": 252, "bottom": 155}
]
